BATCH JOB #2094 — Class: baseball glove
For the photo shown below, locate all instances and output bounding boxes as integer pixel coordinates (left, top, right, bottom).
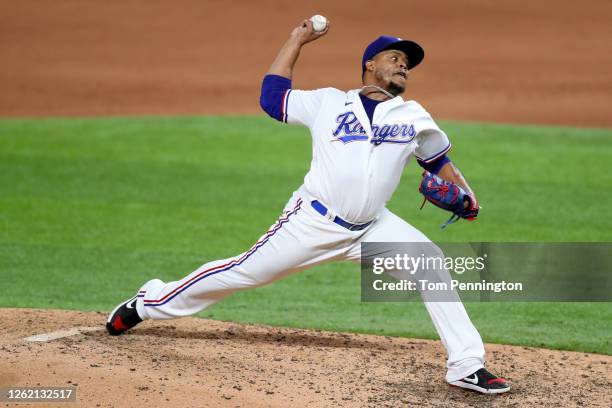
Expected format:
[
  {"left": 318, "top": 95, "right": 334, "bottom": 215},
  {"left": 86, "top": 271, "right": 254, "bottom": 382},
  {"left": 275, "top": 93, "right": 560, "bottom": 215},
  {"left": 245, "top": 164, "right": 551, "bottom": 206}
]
[{"left": 418, "top": 171, "right": 479, "bottom": 229}]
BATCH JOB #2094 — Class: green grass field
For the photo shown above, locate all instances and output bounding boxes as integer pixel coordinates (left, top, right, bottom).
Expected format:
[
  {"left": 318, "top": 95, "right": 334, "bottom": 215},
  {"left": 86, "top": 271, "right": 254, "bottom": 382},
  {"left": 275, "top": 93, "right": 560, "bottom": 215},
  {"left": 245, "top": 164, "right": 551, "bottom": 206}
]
[{"left": 0, "top": 116, "right": 610, "bottom": 354}]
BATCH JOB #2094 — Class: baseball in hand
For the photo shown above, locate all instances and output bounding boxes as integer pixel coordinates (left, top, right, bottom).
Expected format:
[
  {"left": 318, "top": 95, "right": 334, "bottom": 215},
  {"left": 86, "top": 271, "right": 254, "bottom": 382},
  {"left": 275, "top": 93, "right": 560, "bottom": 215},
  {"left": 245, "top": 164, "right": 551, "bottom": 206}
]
[{"left": 310, "top": 15, "right": 328, "bottom": 32}]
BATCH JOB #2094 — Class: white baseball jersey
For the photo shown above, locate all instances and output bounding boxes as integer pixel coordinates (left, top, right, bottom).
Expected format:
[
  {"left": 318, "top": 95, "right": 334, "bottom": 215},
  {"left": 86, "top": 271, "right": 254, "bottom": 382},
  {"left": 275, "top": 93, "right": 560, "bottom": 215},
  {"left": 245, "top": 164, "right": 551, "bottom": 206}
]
[{"left": 282, "top": 88, "right": 451, "bottom": 223}]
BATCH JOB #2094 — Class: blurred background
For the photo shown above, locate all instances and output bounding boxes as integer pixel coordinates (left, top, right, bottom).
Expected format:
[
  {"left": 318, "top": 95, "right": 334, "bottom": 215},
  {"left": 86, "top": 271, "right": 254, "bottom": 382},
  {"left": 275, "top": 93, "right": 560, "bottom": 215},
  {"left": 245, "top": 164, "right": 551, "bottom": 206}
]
[{"left": 1, "top": 0, "right": 611, "bottom": 127}]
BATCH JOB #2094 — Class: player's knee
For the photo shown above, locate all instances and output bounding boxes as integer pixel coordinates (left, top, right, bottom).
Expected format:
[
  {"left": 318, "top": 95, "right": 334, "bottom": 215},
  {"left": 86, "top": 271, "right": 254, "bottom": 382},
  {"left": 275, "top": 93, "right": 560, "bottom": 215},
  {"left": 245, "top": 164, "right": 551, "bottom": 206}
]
[{"left": 233, "top": 269, "right": 279, "bottom": 289}]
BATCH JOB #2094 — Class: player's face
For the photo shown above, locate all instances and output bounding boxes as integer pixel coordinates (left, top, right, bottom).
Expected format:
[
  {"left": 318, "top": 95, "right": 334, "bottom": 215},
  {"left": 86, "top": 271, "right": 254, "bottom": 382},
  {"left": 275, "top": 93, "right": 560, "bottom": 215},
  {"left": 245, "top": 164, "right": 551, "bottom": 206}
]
[{"left": 370, "top": 50, "right": 409, "bottom": 95}]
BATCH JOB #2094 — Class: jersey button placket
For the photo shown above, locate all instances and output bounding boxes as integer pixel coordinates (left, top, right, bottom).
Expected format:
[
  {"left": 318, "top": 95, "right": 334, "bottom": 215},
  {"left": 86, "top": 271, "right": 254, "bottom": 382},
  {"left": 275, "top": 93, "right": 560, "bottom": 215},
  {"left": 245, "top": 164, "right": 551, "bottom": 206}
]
[{"left": 365, "top": 129, "right": 376, "bottom": 211}]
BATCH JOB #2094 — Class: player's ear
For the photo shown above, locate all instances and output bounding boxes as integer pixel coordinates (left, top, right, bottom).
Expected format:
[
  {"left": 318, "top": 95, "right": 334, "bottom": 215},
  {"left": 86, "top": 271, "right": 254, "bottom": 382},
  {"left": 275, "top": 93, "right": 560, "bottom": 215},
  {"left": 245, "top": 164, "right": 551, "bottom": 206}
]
[{"left": 365, "top": 60, "right": 375, "bottom": 72}]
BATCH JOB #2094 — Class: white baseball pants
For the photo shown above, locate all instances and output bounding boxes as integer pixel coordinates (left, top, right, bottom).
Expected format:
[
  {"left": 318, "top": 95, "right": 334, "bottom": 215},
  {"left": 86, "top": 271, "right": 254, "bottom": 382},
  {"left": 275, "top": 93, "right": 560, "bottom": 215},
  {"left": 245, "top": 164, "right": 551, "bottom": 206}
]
[{"left": 135, "top": 192, "right": 485, "bottom": 382}]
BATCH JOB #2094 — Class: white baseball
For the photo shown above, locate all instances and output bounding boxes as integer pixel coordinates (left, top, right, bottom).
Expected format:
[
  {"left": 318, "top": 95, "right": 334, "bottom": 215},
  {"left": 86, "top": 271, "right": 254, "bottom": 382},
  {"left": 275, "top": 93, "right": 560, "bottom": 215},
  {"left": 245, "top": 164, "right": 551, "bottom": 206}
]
[{"left": 310, "top": 15, "right": 328, "bottom": 33}]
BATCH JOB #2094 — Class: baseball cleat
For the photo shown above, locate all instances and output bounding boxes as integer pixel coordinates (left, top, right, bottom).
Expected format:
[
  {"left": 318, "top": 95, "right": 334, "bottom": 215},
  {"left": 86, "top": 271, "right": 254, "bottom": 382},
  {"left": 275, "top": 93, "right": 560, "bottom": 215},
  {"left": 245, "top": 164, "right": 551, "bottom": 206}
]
[
  {"left": 449, "top": 368, "right": 511, "bottom": 394},
  {"left": 106, "top": 295, "right": 143, "bottom": 336}
]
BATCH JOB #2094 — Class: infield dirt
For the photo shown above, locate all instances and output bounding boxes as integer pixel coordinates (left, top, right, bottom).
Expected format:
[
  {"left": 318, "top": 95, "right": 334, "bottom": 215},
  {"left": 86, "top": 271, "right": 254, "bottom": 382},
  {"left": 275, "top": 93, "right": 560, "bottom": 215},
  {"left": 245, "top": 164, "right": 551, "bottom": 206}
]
[{"left": 1, "top": 309, "right": 610, "bottom": 407}]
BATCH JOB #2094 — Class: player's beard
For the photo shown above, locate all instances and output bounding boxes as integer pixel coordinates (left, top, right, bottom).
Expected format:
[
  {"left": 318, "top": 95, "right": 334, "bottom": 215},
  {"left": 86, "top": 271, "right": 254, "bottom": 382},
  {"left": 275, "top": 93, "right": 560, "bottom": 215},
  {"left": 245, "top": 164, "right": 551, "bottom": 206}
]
[
  {"left": 387, "top": 80, "right": 405, "bottom": 96},
  {"left": 374, "top": 70, "right": 405, "bottom": 97},
  {"left": 387, "top": 71, "right": 407, "bottom": 95}
]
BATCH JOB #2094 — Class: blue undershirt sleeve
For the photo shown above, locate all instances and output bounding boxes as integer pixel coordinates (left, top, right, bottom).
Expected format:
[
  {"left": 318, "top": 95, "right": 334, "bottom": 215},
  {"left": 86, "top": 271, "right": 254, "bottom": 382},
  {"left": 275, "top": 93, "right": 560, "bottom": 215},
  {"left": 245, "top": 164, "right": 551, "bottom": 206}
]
[
  {"left": 260, "top": 74, "right": 292, "bottom": 122},
  {"left": 417, "top": 154, "right": 451, "bottom": 174}
]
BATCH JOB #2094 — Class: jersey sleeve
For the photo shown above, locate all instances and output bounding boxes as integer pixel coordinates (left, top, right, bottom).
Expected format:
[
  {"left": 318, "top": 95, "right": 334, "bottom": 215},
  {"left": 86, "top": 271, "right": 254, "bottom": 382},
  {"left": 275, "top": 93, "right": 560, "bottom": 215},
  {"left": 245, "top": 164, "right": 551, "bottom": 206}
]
[
  {"left": 283, "top": 89, "right": 327, "bottom": 127},
  {"left": 259, "top": 74, "right": 327, "bottom": 128},
  {"left": 412, "top": 105, "right": 451, "bottom": 163}
]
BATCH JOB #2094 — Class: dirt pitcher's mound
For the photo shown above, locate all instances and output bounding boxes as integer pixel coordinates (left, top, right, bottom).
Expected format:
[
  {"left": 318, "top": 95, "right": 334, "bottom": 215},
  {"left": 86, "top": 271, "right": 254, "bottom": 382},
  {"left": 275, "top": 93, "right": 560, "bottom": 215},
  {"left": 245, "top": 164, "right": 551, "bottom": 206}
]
[{"left": 0, "top": 309, "right": 609, "bottom": 407}]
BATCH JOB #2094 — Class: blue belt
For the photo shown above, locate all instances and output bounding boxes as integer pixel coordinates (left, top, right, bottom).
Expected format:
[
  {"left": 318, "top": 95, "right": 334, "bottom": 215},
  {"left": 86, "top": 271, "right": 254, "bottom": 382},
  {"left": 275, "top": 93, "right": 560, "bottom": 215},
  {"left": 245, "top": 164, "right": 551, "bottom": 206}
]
[{"left": 311, "top": 200, "right": 373, "bottom": 231}]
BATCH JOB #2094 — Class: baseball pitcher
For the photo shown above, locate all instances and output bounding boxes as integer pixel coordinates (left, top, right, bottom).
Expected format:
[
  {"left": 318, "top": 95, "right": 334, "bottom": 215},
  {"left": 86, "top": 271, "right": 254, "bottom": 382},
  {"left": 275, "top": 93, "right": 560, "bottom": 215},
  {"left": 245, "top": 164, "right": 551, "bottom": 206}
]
[{"left": 106, "top": 18, "right": 510, "bottom": 395}]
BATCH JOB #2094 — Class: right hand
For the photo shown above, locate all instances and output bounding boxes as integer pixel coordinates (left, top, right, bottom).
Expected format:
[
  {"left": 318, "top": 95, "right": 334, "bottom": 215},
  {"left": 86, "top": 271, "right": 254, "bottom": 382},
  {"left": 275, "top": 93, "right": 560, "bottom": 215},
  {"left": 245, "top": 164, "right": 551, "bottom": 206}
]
[{"left": 289, "top": 18, "right": 330, "bottom": 46}]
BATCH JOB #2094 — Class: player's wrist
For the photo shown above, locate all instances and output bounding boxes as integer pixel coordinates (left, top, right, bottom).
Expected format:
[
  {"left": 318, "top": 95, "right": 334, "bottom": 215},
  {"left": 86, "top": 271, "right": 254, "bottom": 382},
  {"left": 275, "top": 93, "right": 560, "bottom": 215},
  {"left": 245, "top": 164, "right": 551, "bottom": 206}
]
[{"left": 287, "top": 32, "right": 301, "bottom": 43}]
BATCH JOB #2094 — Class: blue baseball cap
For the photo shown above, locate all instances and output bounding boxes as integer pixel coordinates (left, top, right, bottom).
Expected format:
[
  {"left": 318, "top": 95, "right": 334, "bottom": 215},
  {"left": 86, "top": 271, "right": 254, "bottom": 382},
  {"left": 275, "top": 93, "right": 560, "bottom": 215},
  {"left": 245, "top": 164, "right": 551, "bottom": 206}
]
[{"left": 362, "top": 36, "right": 425, "bottom": 72}]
